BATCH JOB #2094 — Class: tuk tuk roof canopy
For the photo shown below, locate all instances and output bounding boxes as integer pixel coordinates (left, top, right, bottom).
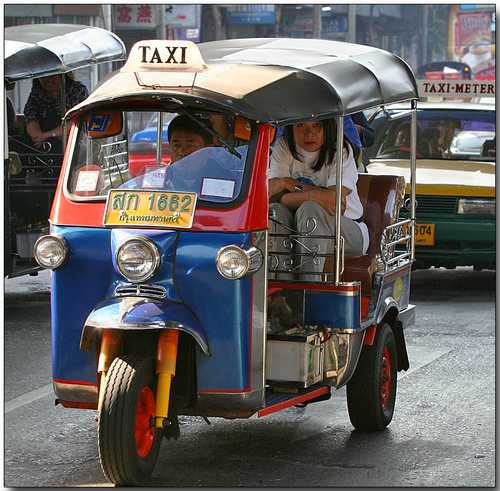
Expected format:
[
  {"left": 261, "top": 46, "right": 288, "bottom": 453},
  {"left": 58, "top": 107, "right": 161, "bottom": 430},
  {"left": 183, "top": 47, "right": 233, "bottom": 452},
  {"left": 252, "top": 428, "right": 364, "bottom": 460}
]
[
  {"left": 5, "top": 24, "right": 126, "bottom": 82},
  {"left": 66, "top": 38, "right": 419, "bottom": 125}
]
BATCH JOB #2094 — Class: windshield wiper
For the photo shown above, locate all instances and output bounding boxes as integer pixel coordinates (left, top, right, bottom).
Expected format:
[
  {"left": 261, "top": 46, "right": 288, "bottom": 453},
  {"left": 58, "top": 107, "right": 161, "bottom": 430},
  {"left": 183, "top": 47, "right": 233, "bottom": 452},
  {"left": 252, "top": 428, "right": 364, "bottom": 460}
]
[{"left": 164, "top": 97, "right": 242, "bottom": 159}]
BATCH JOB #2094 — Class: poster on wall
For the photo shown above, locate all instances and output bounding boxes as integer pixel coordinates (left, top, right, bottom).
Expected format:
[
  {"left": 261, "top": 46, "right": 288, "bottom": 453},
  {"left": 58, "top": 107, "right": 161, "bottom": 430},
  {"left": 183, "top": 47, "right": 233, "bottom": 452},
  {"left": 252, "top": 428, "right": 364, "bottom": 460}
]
[{"left": 454, "top": 11, "right": 494, "bottom": 78}]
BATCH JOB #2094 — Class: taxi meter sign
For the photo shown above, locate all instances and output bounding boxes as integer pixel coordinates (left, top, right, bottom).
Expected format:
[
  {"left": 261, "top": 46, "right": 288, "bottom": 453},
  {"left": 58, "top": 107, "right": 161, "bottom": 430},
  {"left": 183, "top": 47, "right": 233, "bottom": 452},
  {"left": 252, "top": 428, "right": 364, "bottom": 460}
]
[
  {"left": 124, "top": 40, "right": 207, "bottom": 72},
  {"left": 418, "top": 79, "right": 495, "bottom": 98}
]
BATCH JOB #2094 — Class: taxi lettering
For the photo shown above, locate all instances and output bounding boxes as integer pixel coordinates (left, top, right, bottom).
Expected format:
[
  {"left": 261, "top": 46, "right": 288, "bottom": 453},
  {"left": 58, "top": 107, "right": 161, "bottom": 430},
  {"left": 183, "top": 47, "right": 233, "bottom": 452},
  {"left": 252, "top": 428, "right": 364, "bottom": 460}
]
[
  {"left": 139, "top": 45, "right": 187, "bottom": 65},
  {"left": 419, "top": 80, "right": 495, "bottom": 98}
]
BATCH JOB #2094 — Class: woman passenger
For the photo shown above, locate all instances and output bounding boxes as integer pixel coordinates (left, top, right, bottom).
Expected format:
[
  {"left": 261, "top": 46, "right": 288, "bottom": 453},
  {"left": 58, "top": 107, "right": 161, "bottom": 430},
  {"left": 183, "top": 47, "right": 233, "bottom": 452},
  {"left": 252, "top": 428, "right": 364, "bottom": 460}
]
[
  {"left": 24, "top": 73, "right": 88, "bottom": 153},
  {"left": 268, "top": 119, "right": 369, "bottom": 281}
]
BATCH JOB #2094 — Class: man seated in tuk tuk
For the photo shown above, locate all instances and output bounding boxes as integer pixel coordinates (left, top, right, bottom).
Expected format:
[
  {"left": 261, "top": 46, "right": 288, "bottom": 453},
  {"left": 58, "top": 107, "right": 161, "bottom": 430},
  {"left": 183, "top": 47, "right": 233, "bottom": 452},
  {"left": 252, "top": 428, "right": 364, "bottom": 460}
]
[
  {"left": 24, "top": 73, "right": 88, "bottom": 153},
  {"left": 121, "top": 112, "right": 247, "bottom": 198},
  {"left": 269, "top": 119, "right": 369, "bottom": 281},
  {"left": 168, "top": 114, "right": 214, "bottom": 162}
]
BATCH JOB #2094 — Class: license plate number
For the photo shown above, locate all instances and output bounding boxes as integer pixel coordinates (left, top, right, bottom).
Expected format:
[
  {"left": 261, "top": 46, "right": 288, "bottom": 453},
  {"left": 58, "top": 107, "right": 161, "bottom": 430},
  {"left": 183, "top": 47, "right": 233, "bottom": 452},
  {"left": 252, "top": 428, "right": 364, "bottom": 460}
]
[
  {"left": 104, "top": 190, "right": 197, "bottom": 229},
  {"left": 414, "top": 223, "right": 435, "bottom": 246}
]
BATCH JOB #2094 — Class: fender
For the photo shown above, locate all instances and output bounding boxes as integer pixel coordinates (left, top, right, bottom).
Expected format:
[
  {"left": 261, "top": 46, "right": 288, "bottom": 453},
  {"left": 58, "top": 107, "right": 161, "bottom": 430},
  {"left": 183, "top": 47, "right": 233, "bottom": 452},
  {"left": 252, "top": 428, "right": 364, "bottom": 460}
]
[
  {"left": 80, "top": 296, "right": 210, "bottom": 355},
  {"left": 373, "top": 296, "right": 411, "bottom": 371},
  {"left": 375, "top": 296, "right": 400, "bottom": 326}
]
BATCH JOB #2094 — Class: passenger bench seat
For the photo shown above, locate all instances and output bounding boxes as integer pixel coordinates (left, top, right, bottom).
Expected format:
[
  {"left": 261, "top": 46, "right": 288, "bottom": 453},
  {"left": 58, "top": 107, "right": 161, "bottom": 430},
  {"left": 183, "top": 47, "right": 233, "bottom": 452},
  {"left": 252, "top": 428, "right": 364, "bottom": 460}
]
[{"left": 325, "top": 174, "right": 406, "bottom": 297}]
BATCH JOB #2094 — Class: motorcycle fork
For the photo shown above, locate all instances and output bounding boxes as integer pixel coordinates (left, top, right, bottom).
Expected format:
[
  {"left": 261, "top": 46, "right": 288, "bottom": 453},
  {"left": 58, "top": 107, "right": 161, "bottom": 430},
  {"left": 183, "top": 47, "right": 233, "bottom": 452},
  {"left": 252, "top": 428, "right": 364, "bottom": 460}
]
[
  {"left": 155, "top": 329, "right": 179, "bottom": 429},
  {"left": 97, "top": 330, "right": 122, "bottom": 412}
]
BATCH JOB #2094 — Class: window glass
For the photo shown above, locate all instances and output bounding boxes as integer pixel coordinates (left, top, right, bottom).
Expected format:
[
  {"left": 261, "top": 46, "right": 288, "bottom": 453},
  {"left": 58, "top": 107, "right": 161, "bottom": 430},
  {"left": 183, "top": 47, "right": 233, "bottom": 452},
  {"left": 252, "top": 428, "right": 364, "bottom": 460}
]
[
  {"left": 67, "top": 110, "right": 253, "bottom": 203},
  {"left": 375, "top": 109, "right": 495, "bottom": 161}
]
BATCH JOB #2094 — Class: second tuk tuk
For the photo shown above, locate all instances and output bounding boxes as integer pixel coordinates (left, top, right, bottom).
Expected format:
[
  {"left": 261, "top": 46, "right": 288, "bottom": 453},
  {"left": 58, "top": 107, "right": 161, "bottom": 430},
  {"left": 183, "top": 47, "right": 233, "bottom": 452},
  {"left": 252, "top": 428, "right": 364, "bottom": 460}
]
[
  {"left": 4, "top": 23, "right": 125, "bottom": 278},
  {"left": 34, "top": 38, "right": 418, "bottom": 485}
]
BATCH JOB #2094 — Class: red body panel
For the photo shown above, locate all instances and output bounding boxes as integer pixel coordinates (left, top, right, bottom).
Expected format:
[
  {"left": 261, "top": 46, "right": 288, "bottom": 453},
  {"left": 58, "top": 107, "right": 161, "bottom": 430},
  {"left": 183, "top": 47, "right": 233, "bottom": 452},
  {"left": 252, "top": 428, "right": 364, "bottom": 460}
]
[{"left": 51, "top": 121, "right": 272, "bottom": 232}]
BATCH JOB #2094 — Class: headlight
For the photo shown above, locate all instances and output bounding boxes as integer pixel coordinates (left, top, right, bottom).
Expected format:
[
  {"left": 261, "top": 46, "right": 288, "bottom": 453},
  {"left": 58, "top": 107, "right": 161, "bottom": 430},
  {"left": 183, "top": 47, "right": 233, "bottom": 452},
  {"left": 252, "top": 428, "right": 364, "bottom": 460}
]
[
  {"left": 116, "top": 237, "right": 161, "bottom": 283},
  {"left": 216, "top": 245, "right": 263, "bottom": 280},
  {"left": 457, "top": 198, "right": 495, "bottom": 215},
  {"left": 33, "top": 235, "right": 68, "bottom": 270}
]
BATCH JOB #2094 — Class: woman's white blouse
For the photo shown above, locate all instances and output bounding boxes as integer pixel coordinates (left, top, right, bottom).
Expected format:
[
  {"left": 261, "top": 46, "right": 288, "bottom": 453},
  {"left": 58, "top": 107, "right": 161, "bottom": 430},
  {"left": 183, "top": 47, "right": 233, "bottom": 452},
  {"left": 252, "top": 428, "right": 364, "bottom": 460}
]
[{"left": 269, "top": 137, "right": 369, "bottom": 254}]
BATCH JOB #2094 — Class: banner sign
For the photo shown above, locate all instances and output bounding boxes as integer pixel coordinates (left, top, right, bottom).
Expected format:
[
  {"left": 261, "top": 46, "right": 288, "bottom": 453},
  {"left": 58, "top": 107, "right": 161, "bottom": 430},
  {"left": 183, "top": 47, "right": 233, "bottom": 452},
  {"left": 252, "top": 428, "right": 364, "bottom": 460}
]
[
  {"left": 418, "top": 79, "right": 495, "bottom": 98},
  {"left": 114, "top": 5, "right": 158, "bottom": 30},
  {"left": 225, "top": 5, "right": 275, "bottom": 25}
]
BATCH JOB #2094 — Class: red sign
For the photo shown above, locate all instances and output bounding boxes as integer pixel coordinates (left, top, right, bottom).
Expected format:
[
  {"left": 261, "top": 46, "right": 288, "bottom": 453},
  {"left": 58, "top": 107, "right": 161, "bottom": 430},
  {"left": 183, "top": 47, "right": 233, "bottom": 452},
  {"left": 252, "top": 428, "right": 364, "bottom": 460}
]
[{"left": 114, "top": 4, "right": 157, "bottom": 29}]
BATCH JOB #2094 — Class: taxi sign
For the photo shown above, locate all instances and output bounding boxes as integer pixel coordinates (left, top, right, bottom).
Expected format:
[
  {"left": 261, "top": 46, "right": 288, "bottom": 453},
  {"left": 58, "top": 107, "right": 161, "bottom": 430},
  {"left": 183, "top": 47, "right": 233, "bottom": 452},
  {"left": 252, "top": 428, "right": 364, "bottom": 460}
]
[
  {"left": 123, "top": 40, "right": 207, "bottom": 73},
  {"left": 104, "top": 189, "right": 197, "bottom": 229},
  {"left": 418, "top": 79, "right": 495, "bottom": 99}
]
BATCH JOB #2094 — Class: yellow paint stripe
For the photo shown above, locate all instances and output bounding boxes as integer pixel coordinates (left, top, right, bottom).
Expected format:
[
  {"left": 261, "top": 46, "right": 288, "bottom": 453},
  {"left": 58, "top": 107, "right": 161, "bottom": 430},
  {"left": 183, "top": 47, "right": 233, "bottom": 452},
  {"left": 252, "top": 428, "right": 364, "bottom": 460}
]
[{"left": 405, "top": 184, "right": 495, "bottom": 198}]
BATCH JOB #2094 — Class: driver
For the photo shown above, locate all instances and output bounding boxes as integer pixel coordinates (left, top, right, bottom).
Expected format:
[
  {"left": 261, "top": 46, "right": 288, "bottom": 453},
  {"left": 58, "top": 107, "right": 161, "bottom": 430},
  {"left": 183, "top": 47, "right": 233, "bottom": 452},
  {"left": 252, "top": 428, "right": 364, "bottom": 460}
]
[{"left": 168, "top": 115, "right": 213, "bottom": 162}]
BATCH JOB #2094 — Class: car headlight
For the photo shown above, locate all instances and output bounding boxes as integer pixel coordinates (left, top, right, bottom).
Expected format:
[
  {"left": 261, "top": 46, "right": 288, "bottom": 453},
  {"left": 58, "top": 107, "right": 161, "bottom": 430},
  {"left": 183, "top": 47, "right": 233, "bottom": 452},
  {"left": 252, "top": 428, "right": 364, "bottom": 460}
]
[
  {"left": 116, "top": 237, "right": 161, "bottom": 283},
  {"left": 457, "top": 198, "right": 495, "bottom": 215},
  {"left": 33, "top": 235, "right": 68, "bottom": 270},
  {"left": 216, "top": 245, "right": 263, "bottom": 280}
]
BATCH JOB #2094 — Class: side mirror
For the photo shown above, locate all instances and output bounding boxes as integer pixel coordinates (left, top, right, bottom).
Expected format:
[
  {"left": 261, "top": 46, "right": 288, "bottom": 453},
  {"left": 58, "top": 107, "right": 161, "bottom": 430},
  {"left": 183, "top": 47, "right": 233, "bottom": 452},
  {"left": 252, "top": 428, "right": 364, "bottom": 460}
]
[
  {"left": 8, "top": 151, "right": 22, "bottom": 176},
  {"left": 234, "top": 116, "right": 252, "bottom": 141},
  {"left": 85, "top": 111, "right": 123, "bottom": 139}
]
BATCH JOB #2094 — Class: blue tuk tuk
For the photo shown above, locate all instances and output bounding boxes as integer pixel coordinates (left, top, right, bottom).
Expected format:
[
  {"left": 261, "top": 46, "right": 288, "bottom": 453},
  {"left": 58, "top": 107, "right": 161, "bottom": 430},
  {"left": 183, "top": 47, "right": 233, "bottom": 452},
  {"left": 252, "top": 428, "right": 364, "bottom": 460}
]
[{"left": 34, "top": 38, "right": 418, "bottom": 485}]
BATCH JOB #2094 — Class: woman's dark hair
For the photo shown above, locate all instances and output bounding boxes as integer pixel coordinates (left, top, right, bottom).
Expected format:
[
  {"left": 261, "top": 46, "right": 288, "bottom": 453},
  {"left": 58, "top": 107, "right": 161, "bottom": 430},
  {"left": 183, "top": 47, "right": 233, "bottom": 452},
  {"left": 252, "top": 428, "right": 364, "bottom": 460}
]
[
  {"left": 284, "top": 118, "right": 340, "bottom": 172},
  {"left": 32, "top": 73, "right": 73, "bottom": 92}
]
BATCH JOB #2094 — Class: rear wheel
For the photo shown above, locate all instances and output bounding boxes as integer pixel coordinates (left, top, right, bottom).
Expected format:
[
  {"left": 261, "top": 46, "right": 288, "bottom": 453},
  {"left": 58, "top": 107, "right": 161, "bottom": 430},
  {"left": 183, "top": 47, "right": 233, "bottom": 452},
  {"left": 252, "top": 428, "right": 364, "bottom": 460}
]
[
  {"left": 346, "top": 323, "right": 397, "bottom": 431},
  {"left": 98, "top": 355, "right": 161, "bottom": 485}
]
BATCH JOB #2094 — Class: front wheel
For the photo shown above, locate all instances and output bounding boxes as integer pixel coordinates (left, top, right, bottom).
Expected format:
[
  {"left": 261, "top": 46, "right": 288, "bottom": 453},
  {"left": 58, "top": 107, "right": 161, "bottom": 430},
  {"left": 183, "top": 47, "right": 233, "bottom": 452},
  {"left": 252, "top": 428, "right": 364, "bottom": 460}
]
[
  {"left": 98, "top": 355, "right": 162, "bottom": 485},
  {"left": 346, "top": 323, "right": 398, "bottom": 431}
]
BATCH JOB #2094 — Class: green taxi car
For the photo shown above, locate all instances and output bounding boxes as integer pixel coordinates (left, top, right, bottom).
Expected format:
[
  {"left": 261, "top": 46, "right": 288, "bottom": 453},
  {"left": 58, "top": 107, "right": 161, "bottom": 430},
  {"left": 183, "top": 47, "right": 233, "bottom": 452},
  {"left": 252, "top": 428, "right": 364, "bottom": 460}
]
[{"left": 366, "top": 101, "right": 495, "bottom": 270}]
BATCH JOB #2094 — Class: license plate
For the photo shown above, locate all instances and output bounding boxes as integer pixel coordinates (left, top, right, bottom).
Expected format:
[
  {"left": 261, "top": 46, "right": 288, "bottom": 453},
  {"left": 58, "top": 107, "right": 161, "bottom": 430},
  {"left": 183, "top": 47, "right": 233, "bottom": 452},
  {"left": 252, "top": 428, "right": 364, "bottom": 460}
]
[
  {"left": 104, "top": 189, "right": 197, "bottom": 229},
  {"left": 414, "top": 223, "right": 435, "bottom": 246}
]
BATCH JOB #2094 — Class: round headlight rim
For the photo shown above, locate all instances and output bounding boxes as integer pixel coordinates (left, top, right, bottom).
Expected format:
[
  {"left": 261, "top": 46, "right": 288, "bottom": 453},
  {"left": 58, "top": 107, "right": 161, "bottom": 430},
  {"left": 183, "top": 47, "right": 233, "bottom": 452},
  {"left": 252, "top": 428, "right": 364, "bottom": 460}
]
[
  {"left": 33, "top": 234, "right": 68, "bottom": 270},
  {"left": 116, "top": 236, "right": 161, "bottom": 284},
  {"left": 216, "top": 244, "right": 250, "bottom": 280}
]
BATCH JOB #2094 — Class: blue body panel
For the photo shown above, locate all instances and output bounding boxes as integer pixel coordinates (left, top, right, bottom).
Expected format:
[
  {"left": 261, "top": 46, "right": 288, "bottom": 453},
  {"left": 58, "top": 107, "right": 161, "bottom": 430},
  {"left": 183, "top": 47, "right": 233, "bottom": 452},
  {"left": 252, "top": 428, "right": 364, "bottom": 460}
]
[
  {"left": 174, "top": 232, "right": 252, "bottom": 391},
  {"left": 304, "top": 290, "right": 360, "bottom": 331},
  {"left": 51, "top": 225, "right": 253, "bottom": 391},
  {"left": 378, "top": 268, "right": 411, "bottom": 312},
  {"left": 51, "top": 226, "right": 113, "bottom": 383}
]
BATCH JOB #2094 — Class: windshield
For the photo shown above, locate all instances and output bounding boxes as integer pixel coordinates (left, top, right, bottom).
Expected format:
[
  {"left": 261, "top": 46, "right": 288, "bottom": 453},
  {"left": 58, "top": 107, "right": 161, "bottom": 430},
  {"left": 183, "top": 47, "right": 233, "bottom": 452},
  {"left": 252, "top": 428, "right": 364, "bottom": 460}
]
[
  {"left": 67, "top": 110, "right": 253, "bottom": 204},
  {"left": 374, "top": 109, "right": 495, "bottom": 162}
]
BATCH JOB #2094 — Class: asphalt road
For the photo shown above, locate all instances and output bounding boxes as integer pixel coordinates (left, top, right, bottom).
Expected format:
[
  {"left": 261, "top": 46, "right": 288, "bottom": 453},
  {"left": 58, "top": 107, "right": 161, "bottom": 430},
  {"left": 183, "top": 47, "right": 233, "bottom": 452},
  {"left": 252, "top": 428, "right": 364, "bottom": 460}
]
[{"left": 3, "top": 267, "right": 495, "bottom": 487}]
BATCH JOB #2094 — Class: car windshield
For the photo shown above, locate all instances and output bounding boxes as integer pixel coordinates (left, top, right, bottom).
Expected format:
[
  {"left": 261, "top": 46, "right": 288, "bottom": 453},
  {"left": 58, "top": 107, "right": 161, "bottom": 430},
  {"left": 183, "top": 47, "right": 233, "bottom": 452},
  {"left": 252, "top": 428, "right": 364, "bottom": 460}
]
[
  {"left": 374, "top": 108, "right": 495, "bottom": 162},
  {"left": 67, "top": 110, "right": 253, "bottom": 204}
]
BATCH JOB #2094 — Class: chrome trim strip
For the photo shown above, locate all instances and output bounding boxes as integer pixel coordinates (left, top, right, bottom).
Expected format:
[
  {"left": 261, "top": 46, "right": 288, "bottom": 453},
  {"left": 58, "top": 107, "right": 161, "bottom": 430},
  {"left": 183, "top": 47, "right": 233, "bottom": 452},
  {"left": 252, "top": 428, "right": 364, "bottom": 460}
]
[
  {"left": 53, "top": 381, "right": 98, "bottom": 404},
  {"left": 193, "top": 389, "right": 263, "bottom": 417},
  {"left": 84, "top": 321, "right": 210, "bottom": 356},
  {"left": 308, "top": 290, "right": 358, "bottom": 297},
  {"left": 251, "top": 231, "right": 267, "bottom": 402},
  {"left": 335, "top": 115, "right": 344, "bottom": 284},
  {"left": 410, "top": 101, "right": 417, "bottom": 261},
  {"left": 323, "top": 330, "right": 364, "bottom": 389},
  {"left": 115, "top": 283, "right": 167, "bottom": 299}
]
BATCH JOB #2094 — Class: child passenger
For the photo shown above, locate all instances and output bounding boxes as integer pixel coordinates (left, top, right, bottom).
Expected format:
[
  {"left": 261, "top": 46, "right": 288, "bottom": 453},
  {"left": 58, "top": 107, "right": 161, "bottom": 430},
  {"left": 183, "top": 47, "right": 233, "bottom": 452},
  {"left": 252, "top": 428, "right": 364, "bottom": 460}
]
[{"left": 268, "top": 119, "right": 369, "bottom": 281}]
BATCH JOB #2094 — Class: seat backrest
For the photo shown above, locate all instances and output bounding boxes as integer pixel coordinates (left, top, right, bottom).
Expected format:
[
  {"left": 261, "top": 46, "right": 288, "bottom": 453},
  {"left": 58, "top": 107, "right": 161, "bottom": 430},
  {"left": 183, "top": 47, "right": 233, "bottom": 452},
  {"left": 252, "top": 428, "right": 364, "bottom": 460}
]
[
  {"left": 481, "top": 139, "right": 496, "bottom": 158},
  {"left": 357, "top": 173, "right": 405, "bottom": 258}
]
